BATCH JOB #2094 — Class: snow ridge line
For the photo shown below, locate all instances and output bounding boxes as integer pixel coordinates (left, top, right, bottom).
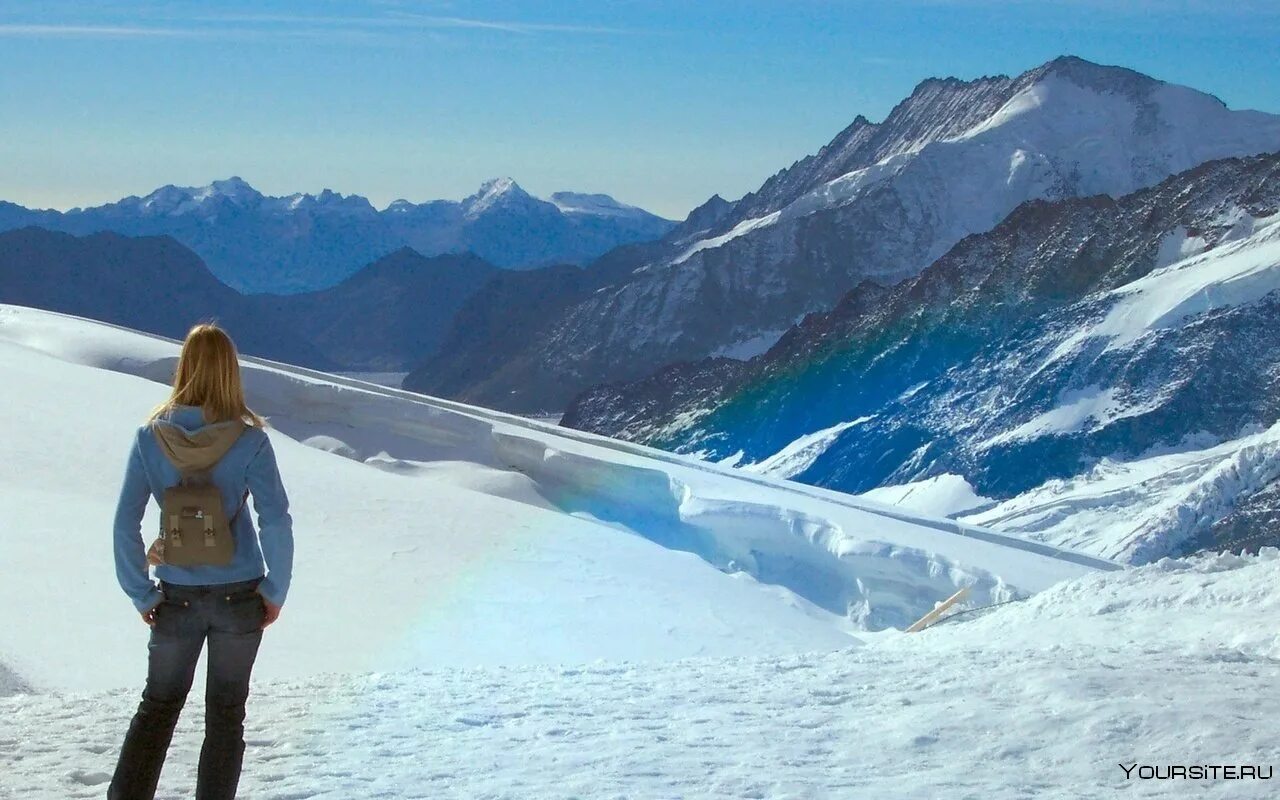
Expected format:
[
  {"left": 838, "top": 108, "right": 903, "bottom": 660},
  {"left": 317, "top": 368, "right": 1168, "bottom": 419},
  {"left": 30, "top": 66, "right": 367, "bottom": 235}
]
[
  {"left": 226, "top": 343, "right": 1121, "bottom": 572},
  {"left": 487, "top": 430, "right": 1017, "bottom": 629},
  {"left": 266, "top": 362, "right": 1121, "bottom": 572},
  {"left": 4, "top": 306, "right": 1123, "bottom": 577}
]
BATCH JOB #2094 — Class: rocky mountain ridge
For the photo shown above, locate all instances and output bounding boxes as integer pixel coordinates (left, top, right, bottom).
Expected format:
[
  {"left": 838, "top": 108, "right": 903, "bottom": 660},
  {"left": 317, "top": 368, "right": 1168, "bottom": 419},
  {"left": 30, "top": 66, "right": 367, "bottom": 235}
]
[{"left": 561, "top": 151, "right": 1280, "bottom": 562}]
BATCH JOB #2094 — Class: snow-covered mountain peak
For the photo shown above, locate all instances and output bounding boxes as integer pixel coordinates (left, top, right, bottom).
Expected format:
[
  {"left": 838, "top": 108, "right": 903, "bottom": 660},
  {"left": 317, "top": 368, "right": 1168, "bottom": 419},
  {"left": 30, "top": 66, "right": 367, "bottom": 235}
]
[
  {"left": 474, "top": 176, "right": 527, "bottom": 200},
  {"left": 462, "top": 176, "right": 536, "bottom": 217},
  {"left": 946, "top": 58, "right": 1277, "bottom": 200},
  {"left": 726, "top": 71, "right": 1015, "bottom": 223},
  {"left": 549, "top": 191, "right": 643, "bottom": 218},
  {"left": 678, "top": 56, "right": 1280, "bottom": 271},
  {"left": 1030, "top": 54, "right": 1171, "bottom": 100},
  {"left": 131, "top": 176, "right": 265, "bottom": 216},
  {"left": 196, "top": 176, "right": 263, "bottom": 205},
  {"left": 0, "top": 175, "right": 676, "bottom": 291},
  {"left": 137, "top": 184, "right": 194, "bottom": 213},
  {"left": 278, "top": 188, "right": 377, "bottom": 215},
  {"left": 480, "top": 176, "right": 521, "bottom": 194}
]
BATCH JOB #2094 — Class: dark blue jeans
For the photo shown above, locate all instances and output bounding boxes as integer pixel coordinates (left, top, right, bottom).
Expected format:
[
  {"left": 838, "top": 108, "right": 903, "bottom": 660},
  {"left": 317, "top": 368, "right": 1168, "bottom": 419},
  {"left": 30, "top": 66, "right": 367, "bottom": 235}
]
[{"left": 108, "top": 577, "right": 266, "bottom": 800}]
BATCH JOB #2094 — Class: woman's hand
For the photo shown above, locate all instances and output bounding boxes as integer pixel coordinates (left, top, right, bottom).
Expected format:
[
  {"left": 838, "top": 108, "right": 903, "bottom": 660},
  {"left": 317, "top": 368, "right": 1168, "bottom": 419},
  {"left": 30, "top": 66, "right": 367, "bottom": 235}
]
[
  {"left": 140, "top": 605, "right": 159, "bottom": 627},
  {"left": 146, "top": 539, "right": 165, "bottom": 567},
  {"left": 258, "top": 592, "right": 282, "bottom": 630}
]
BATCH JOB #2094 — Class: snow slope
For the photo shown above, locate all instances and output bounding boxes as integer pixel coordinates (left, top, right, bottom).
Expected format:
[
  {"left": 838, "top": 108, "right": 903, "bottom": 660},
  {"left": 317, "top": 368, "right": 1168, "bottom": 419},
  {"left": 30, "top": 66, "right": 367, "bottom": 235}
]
[
  {"left": 0, "top": 305, "right": 1110, "bottom": 696},
  {"left": 860, "top": 474, "right": 995, "bottom": 518},
  {"left": 8, "top": 306, "right": 1280, "bottom": 799},
  {"left": 954, "top": 211, "right": 1280, "bottom": 559},
  {"left": 3, "top": 550, "right": 1278, "bottom": 799},
  {"left": 964, "top": 421, "right": 1280, "bottom": 563},
  {"left": 1039, "top": 209, "right": 1280, "bottom": 371}
]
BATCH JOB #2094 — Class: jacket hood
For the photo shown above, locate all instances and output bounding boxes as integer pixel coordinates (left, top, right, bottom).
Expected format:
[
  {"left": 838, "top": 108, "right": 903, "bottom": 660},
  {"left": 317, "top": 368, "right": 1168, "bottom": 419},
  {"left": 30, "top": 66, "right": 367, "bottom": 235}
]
[{"left": 151, "top": 406, "right": 248, "bottom": 474}]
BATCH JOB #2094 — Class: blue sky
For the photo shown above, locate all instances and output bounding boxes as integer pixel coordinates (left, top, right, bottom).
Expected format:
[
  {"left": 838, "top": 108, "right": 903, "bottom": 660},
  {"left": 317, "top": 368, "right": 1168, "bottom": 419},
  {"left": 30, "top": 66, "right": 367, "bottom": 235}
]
[{"left": 1, "top": 1, "right": 1277, "bottom": 218}]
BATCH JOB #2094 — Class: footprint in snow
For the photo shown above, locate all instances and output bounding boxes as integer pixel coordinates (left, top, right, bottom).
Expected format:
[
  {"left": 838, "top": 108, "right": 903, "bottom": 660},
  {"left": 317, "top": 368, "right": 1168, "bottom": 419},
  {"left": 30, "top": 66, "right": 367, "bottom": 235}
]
[{"left": 68, "top": 769, "right": 111, "bottom": 785}]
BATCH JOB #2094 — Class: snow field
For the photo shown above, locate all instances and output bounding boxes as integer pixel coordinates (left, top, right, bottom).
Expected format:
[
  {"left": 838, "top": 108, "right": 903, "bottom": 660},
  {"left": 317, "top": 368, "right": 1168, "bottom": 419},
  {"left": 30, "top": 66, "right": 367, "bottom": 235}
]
[
  {"left": 964, "top": 420, "right": 1280, "bottom": 563},
  {"left": 1040, "top": 210, "right": 1280, "bottom": 373},
  {"left": 3, "top": 551, "right": 1278, "bottom": 799},
  {"left": 1, "top": 308, "right": 1277, "bottom": 798},
  {"left": 0, "top": 317, "right": 855, "bottom": 693},
  {"left": 858, "top": 474, "right": 995, "bottom": 519},
  {"left": 0, "top": 305, "right": 1109, "bottom": 699}
]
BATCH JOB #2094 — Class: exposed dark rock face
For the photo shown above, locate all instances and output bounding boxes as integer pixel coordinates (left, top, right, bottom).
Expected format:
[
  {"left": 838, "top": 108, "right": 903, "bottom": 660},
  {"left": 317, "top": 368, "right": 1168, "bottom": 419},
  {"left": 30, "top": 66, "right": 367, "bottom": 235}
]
[
  {"left": 560, "top": 356, "right": 755, "bottom": 436},
  {"left": 670, "top": 195, "right": 736, "bottom": 243}
]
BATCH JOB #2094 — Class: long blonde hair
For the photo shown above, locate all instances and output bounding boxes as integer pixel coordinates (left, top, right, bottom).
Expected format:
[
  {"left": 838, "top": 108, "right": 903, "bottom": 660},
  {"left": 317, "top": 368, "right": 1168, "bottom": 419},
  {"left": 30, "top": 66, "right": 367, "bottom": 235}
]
[{"left": 149, "top": 322, "right": 266, "bottom": 427}]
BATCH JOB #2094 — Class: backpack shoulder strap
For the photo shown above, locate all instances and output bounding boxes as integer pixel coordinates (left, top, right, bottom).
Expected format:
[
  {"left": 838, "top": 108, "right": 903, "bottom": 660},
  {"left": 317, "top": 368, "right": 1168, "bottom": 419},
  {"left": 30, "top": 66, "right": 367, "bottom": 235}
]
[{"left": 230, "top": 488, "right": 251, "bottom": 523}]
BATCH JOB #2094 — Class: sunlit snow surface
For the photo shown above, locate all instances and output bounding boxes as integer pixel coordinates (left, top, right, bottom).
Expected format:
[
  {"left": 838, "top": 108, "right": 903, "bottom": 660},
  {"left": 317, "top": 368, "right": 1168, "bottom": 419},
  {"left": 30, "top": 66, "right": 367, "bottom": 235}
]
[
  {"left": 964, "top": 421, "right": 1280, "bottom": 563},
  {"left": 739, "top": 417, "right": 874, "bottom": 479},
  {"left": 1039, "top": 211, "right": 1280, "bottom": 373},
  {"left": 859, "top": 474, "right": 995, "bottom": 518},
  {"left": 4, "top": 551, "right": 1279, "bottom": 798},
  {"left": 0, "top": 304, "right": 1109, "bottom": 694},
  {"left": 9, "top": 306, "right": 1278, "bottom": 799}
]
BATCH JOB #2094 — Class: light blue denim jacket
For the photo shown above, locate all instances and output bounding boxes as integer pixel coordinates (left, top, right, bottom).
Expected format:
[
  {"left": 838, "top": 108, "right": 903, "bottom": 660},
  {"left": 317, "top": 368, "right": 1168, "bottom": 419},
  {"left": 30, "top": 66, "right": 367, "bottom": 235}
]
[{"left": 113, "top": 404, "right": 294, "bottom": 612}]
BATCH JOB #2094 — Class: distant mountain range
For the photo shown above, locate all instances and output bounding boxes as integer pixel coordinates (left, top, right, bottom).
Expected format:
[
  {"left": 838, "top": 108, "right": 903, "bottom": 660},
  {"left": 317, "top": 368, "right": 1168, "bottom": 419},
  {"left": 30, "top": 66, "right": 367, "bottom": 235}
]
[
  {"left": 0, "top": 177, "right": 674, "bottom": 293},
  {"left": 407, "top": 55, "right": 1280, "bottom": 413}
]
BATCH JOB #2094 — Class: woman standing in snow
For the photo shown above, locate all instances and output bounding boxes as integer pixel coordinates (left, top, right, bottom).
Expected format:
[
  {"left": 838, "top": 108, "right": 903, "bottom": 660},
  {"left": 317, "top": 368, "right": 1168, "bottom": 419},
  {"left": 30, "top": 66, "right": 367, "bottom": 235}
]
[{"left": 108, "top": 323, "right": 294, "bottom": 800}]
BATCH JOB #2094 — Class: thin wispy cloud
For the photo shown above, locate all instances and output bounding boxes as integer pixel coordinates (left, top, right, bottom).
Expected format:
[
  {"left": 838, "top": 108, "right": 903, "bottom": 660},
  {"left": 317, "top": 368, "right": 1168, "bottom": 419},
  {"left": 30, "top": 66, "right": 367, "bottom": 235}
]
[
  {"left": 0, "top": 23, "right": 194, "bottom": 38},
  {"left": 390, "top": 13, "right": 634, "bottom": 35},
  {"left": 0, "top": 21, "right": 418, "bottom": 45},
  {"left": 190, "top": 12, "right": 634, "bottom": 36},
  {"left": 0, "top": 9, "right": 637, "bottom": 42}
]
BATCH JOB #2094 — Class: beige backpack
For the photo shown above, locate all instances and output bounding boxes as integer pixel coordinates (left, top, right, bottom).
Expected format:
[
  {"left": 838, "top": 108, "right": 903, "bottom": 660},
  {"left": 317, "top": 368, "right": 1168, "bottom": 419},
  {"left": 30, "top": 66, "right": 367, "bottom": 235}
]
[{"left": 148, "top": 420, "right": 248, "bottom": 568}]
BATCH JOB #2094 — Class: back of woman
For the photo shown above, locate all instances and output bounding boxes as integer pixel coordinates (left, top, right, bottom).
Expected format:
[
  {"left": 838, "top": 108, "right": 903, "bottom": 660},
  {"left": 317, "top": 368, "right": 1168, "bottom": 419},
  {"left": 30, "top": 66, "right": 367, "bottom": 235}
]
[{"left": 108, "top": 323, "right": 295, "bottom": 800}]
